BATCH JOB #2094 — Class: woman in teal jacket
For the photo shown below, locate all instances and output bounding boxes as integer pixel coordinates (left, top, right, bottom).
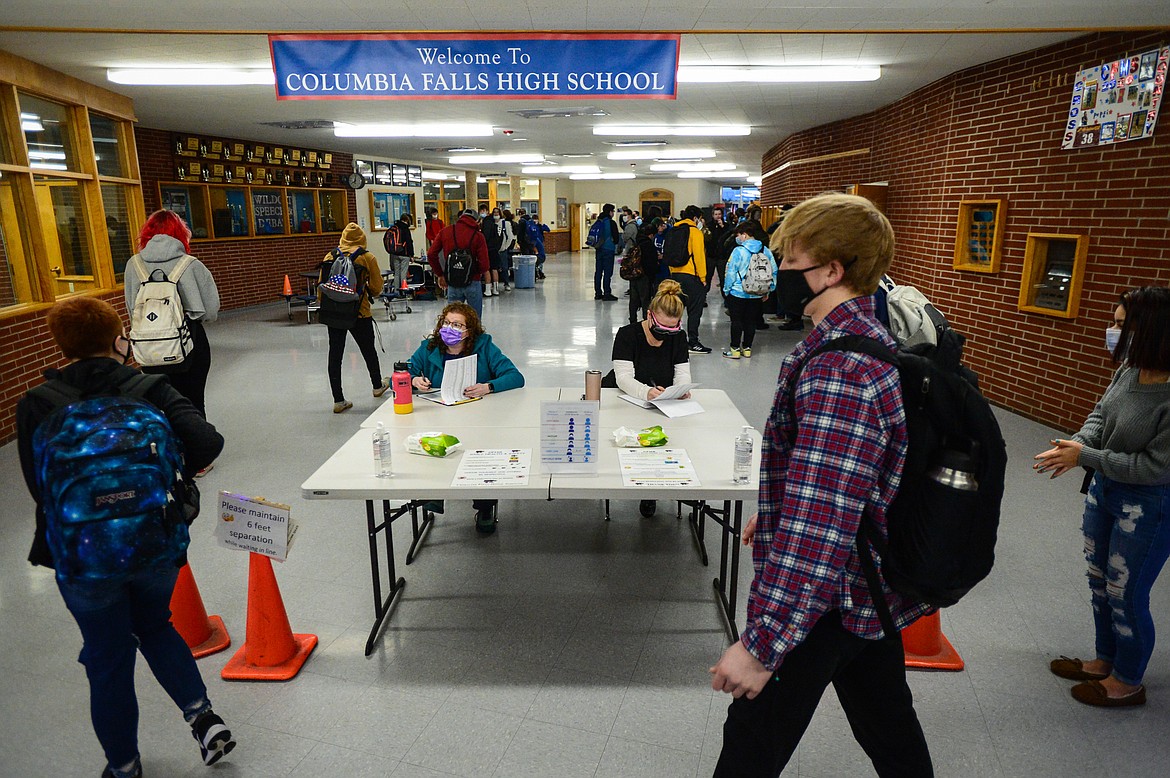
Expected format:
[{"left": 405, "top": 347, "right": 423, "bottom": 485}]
[
  {"left": 407, "top": 302, "right": 524, "bottom": 533},
  {"left": 721, "top": 221, "right": 777, "bottom": 360}
]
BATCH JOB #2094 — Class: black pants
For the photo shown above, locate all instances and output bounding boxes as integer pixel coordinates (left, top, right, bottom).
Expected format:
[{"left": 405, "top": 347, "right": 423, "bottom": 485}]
[
  {"left": 327, "top": 317, "right": 382, "bottom": 403},
  {"left": 674, "top": 272, "right": 707, "bottom": 344},
  {"left": 727, "top": 296, "right": 763, "bottom": 349},
  {"left": 715, "top": 610, "right": 933, "bottom": 778},
  {"left": 143, "top": 318, "right": 211, "bottom": 418},
  {"left": 628, "top": 275, "right": 654, "bottom": 324}
]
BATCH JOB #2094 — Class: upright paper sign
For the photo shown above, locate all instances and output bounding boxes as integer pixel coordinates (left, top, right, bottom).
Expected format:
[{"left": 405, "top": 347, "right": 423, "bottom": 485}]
[
  {"left": 540, "top": 400, "right": 600, "bottom": 474},
  {"left": 215, "top": 491, "right": 299, "bottom": 562}
]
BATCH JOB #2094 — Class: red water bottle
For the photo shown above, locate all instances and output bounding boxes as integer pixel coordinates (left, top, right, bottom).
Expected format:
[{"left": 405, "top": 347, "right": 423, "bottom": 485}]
[{"left": 392, "top": 362, "right": 413, "bottom": 414}]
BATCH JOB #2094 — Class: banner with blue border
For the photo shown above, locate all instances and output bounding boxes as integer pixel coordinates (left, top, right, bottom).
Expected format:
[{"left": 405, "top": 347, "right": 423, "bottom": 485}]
[{"left": 269, "top": 33, "right": 679, "bottom": 100}]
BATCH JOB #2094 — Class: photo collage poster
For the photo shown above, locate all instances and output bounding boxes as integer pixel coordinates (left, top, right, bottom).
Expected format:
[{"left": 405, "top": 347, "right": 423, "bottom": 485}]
[{"left": 1062, "top": 46, "right": 1167, "bottom": 149}]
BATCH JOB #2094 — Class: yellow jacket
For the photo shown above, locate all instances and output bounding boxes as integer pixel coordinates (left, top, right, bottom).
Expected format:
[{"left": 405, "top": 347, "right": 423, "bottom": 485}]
[{"left": 669, "top": 219, "right": 707, "bottom": 279}]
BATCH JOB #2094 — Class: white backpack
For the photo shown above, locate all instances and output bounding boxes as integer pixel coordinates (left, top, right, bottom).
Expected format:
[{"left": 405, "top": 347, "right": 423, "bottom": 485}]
[
  {"left": 128, "top": 255, "right": 194, "bottom": 368},
  {"left": 741, "top": 252, "right": 773, "bottom": 296},
  {"left": 878, "top": 275, "right": 947, "bottom": 349}
]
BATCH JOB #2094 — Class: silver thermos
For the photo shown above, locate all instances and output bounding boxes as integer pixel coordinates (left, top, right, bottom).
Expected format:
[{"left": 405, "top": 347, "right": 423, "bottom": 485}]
[{"left": 927, "top": 449, "right": 979, "bottom": 491}]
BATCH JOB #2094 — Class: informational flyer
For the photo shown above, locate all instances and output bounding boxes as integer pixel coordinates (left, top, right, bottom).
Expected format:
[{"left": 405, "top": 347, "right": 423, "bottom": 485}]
[
  {"left": 451, "top": 448, "right": 531, "bottom": 487},
  {"left": 1062, "top": 46, "right": 1166, "bottom": 149},
  {"left": 618, "top": 447, "right": 700, "bottom": 488},
  {"left": 540, "top": 400, "right": 600, "bottom": 474},
  {"left": 214, "top": 491, "right": 299, "bottom": 562}
]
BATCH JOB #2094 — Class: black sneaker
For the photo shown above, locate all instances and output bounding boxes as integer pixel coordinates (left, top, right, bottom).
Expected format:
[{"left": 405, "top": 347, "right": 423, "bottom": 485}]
[
  {"left": 101, "top": 759, "right": 142, "bottom": 778},
  {"left": 777, "top": 317, "right": 804, "bottom": 331},
  {"left": 601, "top": 294, "right": 619, "bottom": 301},
  {"left": 639, "top": 500, "right": 657, "bottom": 518},
  {"left": 689, "top": 342, "right": 712, "bottom": 354},
  {"left": 191, "top": 710, "right": 235, "bottom": 766},
  {"left": 475, "top": 506, "right": 497, "bottom": 535}
]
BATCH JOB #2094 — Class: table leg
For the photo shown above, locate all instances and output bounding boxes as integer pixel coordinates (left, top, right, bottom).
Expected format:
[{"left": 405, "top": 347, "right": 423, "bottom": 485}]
[
  {"left": 712, "top": 500, "right": 742, "bottom": 643},
  {"left": 686, "top": 500, "right": 709, "bottom": 566},
  {"left": 406, "top": 501, "right": 436, "bottom": 565},
  {"left": 364, "top": 499, "right": 407, "bottom": 656}
]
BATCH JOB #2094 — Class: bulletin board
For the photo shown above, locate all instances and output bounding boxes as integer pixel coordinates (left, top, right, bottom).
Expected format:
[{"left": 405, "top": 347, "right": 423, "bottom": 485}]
[{"left": 1062, "top": 46, "right": 1167, "bottom": 149}]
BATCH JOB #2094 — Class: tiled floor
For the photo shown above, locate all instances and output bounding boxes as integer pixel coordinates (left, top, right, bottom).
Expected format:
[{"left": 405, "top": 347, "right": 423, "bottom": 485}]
[{"left": 2, "top": 250, "right": 1168, "bottom": 777}]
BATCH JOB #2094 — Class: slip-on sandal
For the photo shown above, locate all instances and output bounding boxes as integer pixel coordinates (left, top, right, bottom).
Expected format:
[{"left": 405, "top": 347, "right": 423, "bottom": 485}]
[
  {"left": 1050, "top": 656, "right": 1109, "bottom": 681},
  {"left": 1071, "top": 680, "right": 1146, "bottom": 707}
]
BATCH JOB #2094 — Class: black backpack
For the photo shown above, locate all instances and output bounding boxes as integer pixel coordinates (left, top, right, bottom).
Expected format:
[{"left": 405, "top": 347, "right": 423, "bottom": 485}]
[
  {"left": 383, "top": 223, "right": 408, "bottom": 256},
  {"left": 791, "top": 330, "right": 1007, "bottom": 628},
  {"left": 662, "top": 225, "right": 693, "bottom": 269},
  {"left": 317, "top": 248, "right": 369, "bottom": 329},
  {"left": 445, "top": 229, "right": 475, "bottom": 288}
]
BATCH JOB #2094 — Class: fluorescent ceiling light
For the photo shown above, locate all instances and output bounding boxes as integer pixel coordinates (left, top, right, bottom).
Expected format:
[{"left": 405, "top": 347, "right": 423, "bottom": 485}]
[
  {"left": 607, "top": 149, "right": 715, "bottom": 161},
  {"left": 649, "top": 162, "right": 737, "bottom": 172},
  {"left": 607, "top": 140, "right": 666, "bottom": 147},
  {"left": 523, "top": 179, "right": 539, "bottom": 185},
  {"left": 448, "top": 153, "right": 544, "bottom": 164},
  {"left": 335, "top": 123, "right": 493, "bottom": 138},
  {"left": 30, "top": 162, "right": 68, "bottom": 170},
  {"left": 107, "top": 68, "right": 275, "bottom": 86},
  {"left": 422, "top": 170, "right": 452, "bottom": 180},
  {"left": 748, "top": 176, "right": 763, "bottom": 185},
  {"left": 570, "top": 172, "right": 636, "bottom": 180},
  {"left": 521, "top": 165, "right": 601, "bottom": 175},
  {"left": 677, "top": 65, "right": 880, "bottom": 83},
  {"left": 594, "top": 125, "right": 750, "bottom": 136},
  {"left": 678, "top": 171, "right": 750, "bottom": 179}
]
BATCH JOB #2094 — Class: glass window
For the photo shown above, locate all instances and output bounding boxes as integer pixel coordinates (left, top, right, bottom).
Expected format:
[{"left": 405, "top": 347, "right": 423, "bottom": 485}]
[
  {"left": 319, "top": 190, "right": 344, "bottom": 232},
  {"left": 423, "top": 181, "right": 441, "bottom": 201},
  {"left": 90, "top": 113, "right": 128, "bottom": 178},
  {"left": 100, "top": 183, "right": 135, "bottom": 280},
  {"left": 288, "top": 190, "right": 317, "bottom": 233},
  {"left": 477, "top": 181, "right": 489, "bottom": 199},
  {"left": 251, "top": 188, "right": 286, "bottom": 235},
  {"left": 19, "top": 92, "right": 81, "bottom": 173},
  {"left": 443, "top": 181, "right": 466, "bottom": 201},
  {"left": 441, "top": 201, "right": 463, "bottom": 224},
  {"left": 160, "top": 184, "right": 209, "bottom": 239},
  {"left": 209, "top": 187, "right": 249, "bottom": 238},
  {"left": 496, "top": 181, "right": 510, "bottom": 202},
  {"left": 0, "top": 173, "right": 36, "bottom": 308}
]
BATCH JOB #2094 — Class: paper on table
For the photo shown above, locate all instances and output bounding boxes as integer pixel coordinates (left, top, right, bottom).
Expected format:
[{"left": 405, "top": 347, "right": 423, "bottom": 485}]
[
  {"left": 654, "top": 382, "right": 699, "bottom": 400},
  {"left": 650, "top": 397, "right": 704, "bottom": 417},
  {"left": 617, "top": 382, "right": 701, "bottom": 411},
  {"left": 618, "top": 447, "right": 700, "bottom": 487},
  {"left": 451, "top": 448, "right": 531, "bottom": 486},
  {"left": 436, "top": 354, "right": 478, "bottom": 405}
]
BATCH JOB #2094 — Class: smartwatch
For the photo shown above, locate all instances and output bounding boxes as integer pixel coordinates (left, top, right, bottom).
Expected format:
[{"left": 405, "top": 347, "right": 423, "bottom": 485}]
[{"left": 486, "top": 381, "right": 494, "bottom": 393}]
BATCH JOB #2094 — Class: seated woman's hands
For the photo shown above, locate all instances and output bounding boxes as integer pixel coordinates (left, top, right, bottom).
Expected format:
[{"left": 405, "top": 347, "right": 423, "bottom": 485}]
[
  {"left": 411, "top": 376, "right": 432, "bottom": 391},
  {"left": 647, "top": 386, "right": 690, "bottom": 401},
  {"left": 464, "top": 383, "right": 492, "bottom": 399}
]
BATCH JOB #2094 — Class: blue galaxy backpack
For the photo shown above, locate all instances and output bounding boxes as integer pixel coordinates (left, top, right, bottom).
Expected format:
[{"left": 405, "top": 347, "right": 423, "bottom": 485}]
[{"left": 29, "top": 373, "right": 192, "bottom": 582}]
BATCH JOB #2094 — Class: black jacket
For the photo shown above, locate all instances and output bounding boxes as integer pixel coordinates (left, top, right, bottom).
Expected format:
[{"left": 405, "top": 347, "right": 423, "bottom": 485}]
[
  {"left": 635, "top": 230, "right": 661, "bottom": 279},
  {"left": 482, "top": 215, "right": 504, "bottom": 253},
  {"left": 17, "top": 358, "right": 225, "bottom": 569},
  {"left": 385, "top": 218, "right": 415, "bottom": 258}
]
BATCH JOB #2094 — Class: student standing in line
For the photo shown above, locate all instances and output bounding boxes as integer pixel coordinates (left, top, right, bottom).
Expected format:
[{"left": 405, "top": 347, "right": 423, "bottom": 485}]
[
  {"left": 1036, "top": 285, "right": 1170, "bottom": 708},
  {"left": 669, "top": 205, "right": 712, "bottom": 354},
  {"left": 499, "top": 208, "right": 517, "bottom": 288},
  {"left": 710, "top": 193, "right": 933, "bottom": 778},
  {"left": 382, "top": 211, "right": 415, "bottom": 294},
  {"left": 627, "top": 219, "right": 663, "bottom": 325},
  {"left": 319, "top": 223, "right": 388, "bottom": 414},
  {"left": 482, "top": 207, "right": 505, "bottom": 296},
  {"left": 407, "top": 302, "right": 524, "bottom": 534},
  {"left": 426, "top": 208, "right": 490, "bottom": 319},
  {"left": 593, "top": 203, "right": 621, "bottom": 301},
  {"left": 17, "top": 297, "right": 233, "bottom": 778},
  {"left": 721, "top": 220, "right": 777, "bottom": 360},
  {"left": 424, "top": 206, "right": 444, "bottom": 250}
]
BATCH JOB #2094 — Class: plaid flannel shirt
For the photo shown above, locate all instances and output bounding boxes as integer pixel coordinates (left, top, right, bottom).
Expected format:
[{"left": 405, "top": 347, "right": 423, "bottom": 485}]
[{"left": 741, "top": 296, "right": 933, "bottom": 671}]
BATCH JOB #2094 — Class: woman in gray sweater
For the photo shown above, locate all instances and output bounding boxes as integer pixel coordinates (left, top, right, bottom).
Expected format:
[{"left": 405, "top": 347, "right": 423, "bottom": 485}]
[{"left": 1035, "top": 286, "right": 1170, "bottom": 708}]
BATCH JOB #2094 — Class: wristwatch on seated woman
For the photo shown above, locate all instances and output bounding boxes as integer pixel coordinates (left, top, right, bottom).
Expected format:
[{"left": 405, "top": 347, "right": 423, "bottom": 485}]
[{"left": 486, "top": 381, "right": 494, "bottom": 393}]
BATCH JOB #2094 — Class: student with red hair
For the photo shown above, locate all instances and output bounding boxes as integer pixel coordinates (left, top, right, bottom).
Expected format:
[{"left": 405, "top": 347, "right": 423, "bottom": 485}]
[{"left": 123, "top": 210, "right": 220, "bottom": 430}]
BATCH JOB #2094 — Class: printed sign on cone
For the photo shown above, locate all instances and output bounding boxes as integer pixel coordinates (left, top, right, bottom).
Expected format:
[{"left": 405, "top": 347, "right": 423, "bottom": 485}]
[{"left": 214, "top": 492, "right": 299, "bottom": 561}]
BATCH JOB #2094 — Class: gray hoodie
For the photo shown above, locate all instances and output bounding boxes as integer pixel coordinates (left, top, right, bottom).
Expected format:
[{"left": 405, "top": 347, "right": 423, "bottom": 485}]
[{"left": 123, "top": 234, "right": 220, "bottom": 322}]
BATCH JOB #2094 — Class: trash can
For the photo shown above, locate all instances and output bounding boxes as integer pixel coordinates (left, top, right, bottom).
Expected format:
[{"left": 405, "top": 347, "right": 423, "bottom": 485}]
[{"left": 514, "top": 255, "right": 537, "bottom": 288}]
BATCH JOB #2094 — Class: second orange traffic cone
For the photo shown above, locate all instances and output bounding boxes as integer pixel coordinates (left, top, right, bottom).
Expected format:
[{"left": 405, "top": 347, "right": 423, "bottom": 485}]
[
  {"left": 170, "top": 563, "right": 231, "bottom": 658},
  {"left": 221, "top": 553, "right": 317, "bottom": 681},
  {"left": 903, "top": 611, "right": 964, "bottom": 671},
  {"left": 281, "top": 274, "right": 292, "bottom": 296}
]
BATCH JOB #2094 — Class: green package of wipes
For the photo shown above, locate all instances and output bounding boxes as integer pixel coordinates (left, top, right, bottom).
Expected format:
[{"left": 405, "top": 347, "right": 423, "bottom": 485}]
[
  {"left": 637, "top": 426, "right": 667, "bottom": 447},
  {"left": 404, "top": 432, "right": 462, "bottom": 457}
]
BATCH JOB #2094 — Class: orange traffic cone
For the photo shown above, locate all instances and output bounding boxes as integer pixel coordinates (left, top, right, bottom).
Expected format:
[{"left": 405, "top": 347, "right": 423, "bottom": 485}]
[
  {"left": 400, "top": 276, "right": 409, "bottom": 290},
  {"left": 281, "top": 274, "right": 292, "bottom": 296},
  {"left": 903, "top": 611, "right": 964, "bottom": 671},
  {"left": 221, "top": 553, "right": 317, "bottom": 681},
  {"left": 170, "top": 563, "right": 231, "bottom": 658}
]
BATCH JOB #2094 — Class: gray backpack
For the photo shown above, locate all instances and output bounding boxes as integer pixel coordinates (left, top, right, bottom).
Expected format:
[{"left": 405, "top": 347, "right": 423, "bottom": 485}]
[{"left": 741, "top": 252, "right": 773, "bottom": 296}]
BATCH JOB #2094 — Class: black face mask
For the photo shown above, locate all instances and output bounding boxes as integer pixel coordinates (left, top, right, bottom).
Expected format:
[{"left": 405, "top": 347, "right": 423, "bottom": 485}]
[
  {"left": 775, "top": 258, "right": 855, "bottom": 313},
  {"left": 648, "top": 313, "right": 680, "bottom": 340},
  {"left": 775, "top": 265, "right": 824, "bottom": 313}
]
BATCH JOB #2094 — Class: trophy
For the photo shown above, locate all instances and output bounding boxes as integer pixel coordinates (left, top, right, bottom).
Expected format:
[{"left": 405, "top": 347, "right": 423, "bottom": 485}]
[
  {"left": 199, "top": 143, "right": 208, "bottom": 158},
  {"left": 245, "top": 169, "right": 254, "bottom": 183},
  {"left": 282, "top": 172, "right": 291, "bottom": 185},
  {"left": 175, "top": 139, "right": 183, "bottom": 154},
  {"left": 200, "top": 167, "right": 210, "bottom": 182},
  {"left": 265, "top": 171, "right": 273, "bottom": 184},
  {"left": 245, "top": 147, "right": 254, "bottom": 162},
  {"left": 265, "top": 150, "right": 273, "bottom": 164},
  {"left": 177, "top": 166, "right": 186, "bottom": 180},
  {"left": 224, "top": 168, "right": 233, "bottom": 183}
]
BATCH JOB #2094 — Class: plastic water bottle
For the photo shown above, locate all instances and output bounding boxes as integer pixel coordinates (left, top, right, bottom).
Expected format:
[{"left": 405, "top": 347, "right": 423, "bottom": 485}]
[
  {"left": 373, "top": 422, "right": 392, "bottom": 478},
  {"left": 733, "top": 426, "right": 753, "bottom": 484}
]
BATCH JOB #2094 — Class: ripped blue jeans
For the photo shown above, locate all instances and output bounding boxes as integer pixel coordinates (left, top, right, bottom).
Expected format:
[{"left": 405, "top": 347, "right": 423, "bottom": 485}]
[{"left": 1083, "top": 474, "right": 1170, "bottom": 685}]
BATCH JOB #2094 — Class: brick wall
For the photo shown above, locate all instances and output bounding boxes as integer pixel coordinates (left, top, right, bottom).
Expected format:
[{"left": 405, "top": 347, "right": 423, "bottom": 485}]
[
  {"left": 136, "top": 127, "right": 356, "bottom": 310},
  {"left": 761, "top": 30, "right": 1170, "bottom": 433},
  {"left": 0, "top": 127, "right": 357, "bottom": 443}
]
